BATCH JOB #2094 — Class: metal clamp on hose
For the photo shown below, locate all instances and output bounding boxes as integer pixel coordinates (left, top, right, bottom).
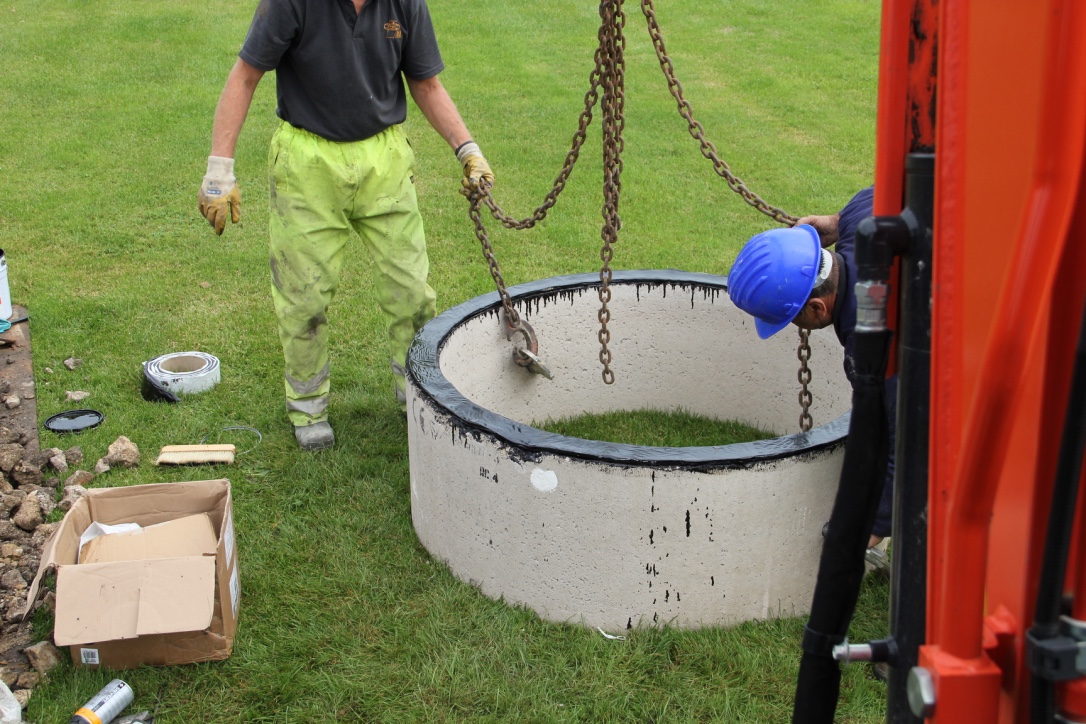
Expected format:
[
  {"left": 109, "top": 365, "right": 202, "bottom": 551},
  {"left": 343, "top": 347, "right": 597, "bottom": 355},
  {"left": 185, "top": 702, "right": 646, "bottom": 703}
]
[{"left": 142, "top": 351, "right": 221, "bottom": 403}]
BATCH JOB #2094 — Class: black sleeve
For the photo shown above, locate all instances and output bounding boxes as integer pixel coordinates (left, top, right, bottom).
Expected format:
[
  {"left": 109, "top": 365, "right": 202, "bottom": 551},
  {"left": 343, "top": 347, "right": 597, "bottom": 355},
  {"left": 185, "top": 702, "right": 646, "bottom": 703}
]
[
  {"left": 238, "top": 0, "right": 303, "bottom": 72},
  {"left": 401, "top": 0, "right": 445, "bottom": 80}
]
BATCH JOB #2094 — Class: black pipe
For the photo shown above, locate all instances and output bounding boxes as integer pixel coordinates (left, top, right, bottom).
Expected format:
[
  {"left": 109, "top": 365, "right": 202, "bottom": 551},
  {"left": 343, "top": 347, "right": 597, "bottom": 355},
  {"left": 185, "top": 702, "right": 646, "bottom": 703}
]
[
  {"left": 887, "top": 153, "right": 934, "bottom": 723},
  {"left": 792, "top": 204, "right": 910, "bottom": 721},
  {"left": 792, "top": 329, "right": 893, "bottom": 723},
  {"left": 1027, "top": 291, "right": 1086, "bottom": 723}
]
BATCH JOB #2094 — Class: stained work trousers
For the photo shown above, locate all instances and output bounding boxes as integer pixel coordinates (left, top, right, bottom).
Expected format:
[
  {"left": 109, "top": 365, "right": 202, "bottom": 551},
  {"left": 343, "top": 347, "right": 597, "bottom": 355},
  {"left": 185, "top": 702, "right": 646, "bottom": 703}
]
[{"left": 268, "top": 121, "right": 437, "bottom": 426}]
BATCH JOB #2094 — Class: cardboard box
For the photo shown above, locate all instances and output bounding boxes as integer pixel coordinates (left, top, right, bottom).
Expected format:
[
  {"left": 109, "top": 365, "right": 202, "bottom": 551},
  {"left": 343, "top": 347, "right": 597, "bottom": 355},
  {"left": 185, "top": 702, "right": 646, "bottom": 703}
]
[{"left": 25, "top": 479, "right": 240, "bottom": 670}]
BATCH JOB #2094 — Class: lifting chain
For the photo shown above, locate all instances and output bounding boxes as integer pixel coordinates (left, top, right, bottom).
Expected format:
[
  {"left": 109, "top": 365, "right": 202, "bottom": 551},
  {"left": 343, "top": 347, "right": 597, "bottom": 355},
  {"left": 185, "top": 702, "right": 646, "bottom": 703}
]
[
  {"left": 797, "top": 329, "right": 813, "bottom": 432},
  {"left": 596, "top": 0, "right": 626, "bottom": 385},
  {"left": 462, "top": 0, "right": 813, "bottom": 426},
  {"left": 640, "top": 0, "right": 798, "bottom": 227}
]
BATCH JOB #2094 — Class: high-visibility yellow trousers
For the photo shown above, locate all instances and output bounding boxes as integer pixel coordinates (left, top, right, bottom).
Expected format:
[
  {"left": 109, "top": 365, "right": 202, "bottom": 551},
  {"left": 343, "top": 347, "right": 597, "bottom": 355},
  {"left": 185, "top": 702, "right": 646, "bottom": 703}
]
[{"left": 268, "top": 121, "right": 436, "bottom": 426}]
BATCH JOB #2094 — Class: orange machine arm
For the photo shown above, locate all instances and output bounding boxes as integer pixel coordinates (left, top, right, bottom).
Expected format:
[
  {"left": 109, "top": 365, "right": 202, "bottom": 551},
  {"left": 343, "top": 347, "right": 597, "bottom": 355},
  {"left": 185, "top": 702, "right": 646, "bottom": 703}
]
[{"left": 921, "top": 1, "right": 1086, "bottom": 722}]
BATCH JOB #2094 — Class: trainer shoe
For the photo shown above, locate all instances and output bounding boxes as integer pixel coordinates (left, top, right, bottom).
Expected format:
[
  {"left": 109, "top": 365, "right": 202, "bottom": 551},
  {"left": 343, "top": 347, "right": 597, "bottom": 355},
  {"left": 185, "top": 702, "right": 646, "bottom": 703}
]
[{"left": 294, "top": 421, "right": 334, "bottom": 451}]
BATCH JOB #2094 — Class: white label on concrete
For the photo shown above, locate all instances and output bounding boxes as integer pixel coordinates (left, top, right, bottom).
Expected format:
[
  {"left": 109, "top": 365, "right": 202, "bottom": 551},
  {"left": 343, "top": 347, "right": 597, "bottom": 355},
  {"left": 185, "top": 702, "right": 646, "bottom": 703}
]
[{"left": 530, "top": 468, "right": 558, "bottom": 492}]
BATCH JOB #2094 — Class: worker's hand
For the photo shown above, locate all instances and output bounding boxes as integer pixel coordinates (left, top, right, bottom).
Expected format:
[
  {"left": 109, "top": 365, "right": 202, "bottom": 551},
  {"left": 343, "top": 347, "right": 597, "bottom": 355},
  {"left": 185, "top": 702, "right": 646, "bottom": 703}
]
[
  {"left": 796, "top": 213, "right": 840, "bottom": 248},
  {"left": 455, "top": 141, "right": 494, "bottom": 192},
  {"left": 198, "top": 156, "right": 241, "bottom": 235}
]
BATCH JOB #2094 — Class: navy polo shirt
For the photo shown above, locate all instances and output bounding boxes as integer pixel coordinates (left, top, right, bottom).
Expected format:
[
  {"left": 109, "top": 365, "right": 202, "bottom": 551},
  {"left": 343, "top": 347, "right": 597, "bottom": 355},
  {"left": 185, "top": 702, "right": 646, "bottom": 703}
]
[
  {"left": 832, "top": 186, "right": 873, "bottom": 385},
  {"left": 239, "top": 0, "right": 445, "bottom": 142}
]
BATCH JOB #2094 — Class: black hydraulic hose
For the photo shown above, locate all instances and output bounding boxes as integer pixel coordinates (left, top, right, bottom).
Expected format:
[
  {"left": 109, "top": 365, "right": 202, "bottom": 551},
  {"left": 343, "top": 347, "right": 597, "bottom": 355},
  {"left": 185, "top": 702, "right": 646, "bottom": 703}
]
[
  {"left": 1029, "top": 294, "right": 1086, "bottom": 724},
  {"left": 792, "top": 330, "right": 893, "bottom": 723}
]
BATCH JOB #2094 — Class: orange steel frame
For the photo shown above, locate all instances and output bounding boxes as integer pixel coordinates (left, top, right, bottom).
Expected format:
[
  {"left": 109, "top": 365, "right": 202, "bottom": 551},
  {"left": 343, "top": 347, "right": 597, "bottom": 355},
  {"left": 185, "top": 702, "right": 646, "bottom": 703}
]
[{"left": 873, "top": 0, "right": 1086, "bottom": 721}]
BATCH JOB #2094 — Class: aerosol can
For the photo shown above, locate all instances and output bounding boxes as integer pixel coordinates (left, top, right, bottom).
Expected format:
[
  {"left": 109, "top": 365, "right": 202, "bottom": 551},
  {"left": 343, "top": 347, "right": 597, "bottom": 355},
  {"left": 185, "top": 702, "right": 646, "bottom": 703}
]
[{"left": 70, "top": 679, "right": 134, "bottom": 724}]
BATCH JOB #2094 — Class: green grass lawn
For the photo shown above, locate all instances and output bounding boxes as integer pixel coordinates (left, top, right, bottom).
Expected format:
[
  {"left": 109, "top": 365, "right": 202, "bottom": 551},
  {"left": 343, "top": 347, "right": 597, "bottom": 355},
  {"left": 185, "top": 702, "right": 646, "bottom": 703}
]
[
  {"left": 536, "top": 409, "right": 777, "bottom": 448},
  {"left": 0, "top": 0, "right": 882, "bottom": 720}
]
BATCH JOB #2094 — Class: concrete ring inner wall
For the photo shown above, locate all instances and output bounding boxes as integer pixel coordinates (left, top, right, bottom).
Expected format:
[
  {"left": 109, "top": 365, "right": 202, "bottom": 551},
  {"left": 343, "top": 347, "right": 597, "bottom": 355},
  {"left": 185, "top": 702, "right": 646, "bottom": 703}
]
[{"left": 407, "top": 270, "right": 851, "bottom": 630}]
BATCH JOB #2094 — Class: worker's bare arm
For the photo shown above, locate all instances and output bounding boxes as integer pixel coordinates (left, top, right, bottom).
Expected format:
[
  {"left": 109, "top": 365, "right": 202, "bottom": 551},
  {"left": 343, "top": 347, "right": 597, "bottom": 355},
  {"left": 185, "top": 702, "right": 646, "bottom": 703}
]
[
  {"left": 211, "top": 58, "right": 266, "bottom": 159},
  {"left": 406, "top": 74, "right": 472, "bottom": 151}
]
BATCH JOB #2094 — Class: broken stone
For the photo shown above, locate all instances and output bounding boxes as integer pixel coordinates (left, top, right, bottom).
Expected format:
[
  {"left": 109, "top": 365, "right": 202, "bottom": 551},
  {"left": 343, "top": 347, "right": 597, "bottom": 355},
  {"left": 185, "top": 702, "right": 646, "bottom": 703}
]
[
  {"left": 0, "top": 428, "right": 17, "bottom": 445},
  {"left": 30, "top": 523, "right": 57, "bottom": 548},
  {"left": 12, "top": 497, "right": 41, "bottom": 532},
  {"left": 10, "top": 461, "right": 41, "bottom": 488},
  {"left": 35, "top": 591, "right": 55, "bottom": 615},
  {"left": 15, "top": 672, "right": 38, "bottom": 689},
  {"left": 105, "top": 436, "right": 140, "bottom": 468},
  {"left": 0, "top": 479, "right": 12, "bottom": 496},
  {"left": 63, "top": 446, "right": 83, "bottom": 467},
  {"left": 0, "top": 495, "right": 20, "bottom": 515},
  {"left": 47, "top": 454, "right": 67, "bottom": 474},
  {"left": 1, "top": 396, "right": 19, "bottom": 410},
  {"left": 24, "top": 640, "right": 62, "bottom": 677},
  {"left": 12, "top": 689, "right": 29, "bottom": 709},
  {"left": 0, "top": 570, "right": 25, "bottom": 591},
  {"left": 63, "top": 357, "right": 82, "bottom": 370},
  {"left": 64, "top": 390, "right": 90, "bottom": 402},
  {"left": 27, "top": 450, "right": 51, "bottom": 471},
  {"left": 93, "top": 457, "right": 110, "bottom": 475},
  {"left": 0, "top": 669, "right": 14, "bottom": 688},
  {"left": 58, "top": 485, "right": 87, "bottom": 512},
  {"left": 0, "top": 523, "right": 25, "bottom": 541},
  {"left": 64, "top": 470, "right": 93, "bottom": 488},
  {"left": 42, "top": 477, "right": 58, "bottom": 490},
  {"left": 30, "top": 490, "right": 54, "bottom": 518},
  {"left": 0, "top": 446, "right": 21, "bottom": 474},
  {"left": 43, "top": 367, "right": 52, "bottom": 375}
]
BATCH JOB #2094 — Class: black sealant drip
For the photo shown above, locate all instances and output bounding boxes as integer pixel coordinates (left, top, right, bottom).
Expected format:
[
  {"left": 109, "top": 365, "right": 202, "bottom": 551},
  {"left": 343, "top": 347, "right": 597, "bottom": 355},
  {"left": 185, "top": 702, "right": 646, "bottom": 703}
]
[{"left": 685, "top": 510, "right": 691, "bottom": 537}]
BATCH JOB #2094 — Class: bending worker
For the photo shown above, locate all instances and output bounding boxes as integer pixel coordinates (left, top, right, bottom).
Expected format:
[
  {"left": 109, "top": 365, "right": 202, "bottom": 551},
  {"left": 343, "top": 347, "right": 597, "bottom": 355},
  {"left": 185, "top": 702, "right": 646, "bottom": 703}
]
[
  {"left": 727, "top": 188, "right": 895, "bottom": 548},
  {"left": 198, "top": 0, "right": 494, "bottom": 451}
]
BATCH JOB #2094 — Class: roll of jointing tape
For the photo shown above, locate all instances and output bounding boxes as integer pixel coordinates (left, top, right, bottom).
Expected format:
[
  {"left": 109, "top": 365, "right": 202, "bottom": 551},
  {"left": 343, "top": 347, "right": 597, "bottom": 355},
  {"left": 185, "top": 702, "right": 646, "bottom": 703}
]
[{"left": 143, "top": 351, "right": 221, "bottom": 396}]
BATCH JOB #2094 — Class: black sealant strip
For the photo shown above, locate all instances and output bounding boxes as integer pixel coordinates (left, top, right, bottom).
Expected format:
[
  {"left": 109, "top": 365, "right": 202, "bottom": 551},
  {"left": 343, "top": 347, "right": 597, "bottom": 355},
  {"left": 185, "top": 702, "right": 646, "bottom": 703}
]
[{"left": 407, "top": 270, "right": 849, "bottom": 470}]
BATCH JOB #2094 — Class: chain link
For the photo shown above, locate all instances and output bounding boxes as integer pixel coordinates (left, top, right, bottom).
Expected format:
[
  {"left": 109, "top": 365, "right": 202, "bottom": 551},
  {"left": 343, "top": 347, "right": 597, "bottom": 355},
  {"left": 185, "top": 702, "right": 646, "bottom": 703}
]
[
  {"left": 462, "top": 0, "right": 810, "bottom": 408},
  {"left": 797, "top": 329, "right": 813, "bottom": 432},
  {"left": 640, "top": 0, "right": 798, "bottom": 227},
  {"left": 462, "top": 185, "right": 521, "bottom": 327},
  {"left": 595, "top": 0, "right": 626, "bottom": 385}
]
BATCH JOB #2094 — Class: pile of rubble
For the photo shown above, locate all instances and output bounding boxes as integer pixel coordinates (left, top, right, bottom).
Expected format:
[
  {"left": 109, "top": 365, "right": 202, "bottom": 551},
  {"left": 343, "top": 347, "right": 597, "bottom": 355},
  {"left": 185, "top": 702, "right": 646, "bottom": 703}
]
[{"left": 0, "top": 431, "right": 141, "bottom": 708}]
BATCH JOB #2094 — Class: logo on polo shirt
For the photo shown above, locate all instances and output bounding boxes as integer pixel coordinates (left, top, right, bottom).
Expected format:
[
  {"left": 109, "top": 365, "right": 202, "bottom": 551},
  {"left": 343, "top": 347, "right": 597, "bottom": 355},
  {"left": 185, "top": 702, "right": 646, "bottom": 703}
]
[{"left": 384, "top": 20, "right": 402, "bottom": 39}]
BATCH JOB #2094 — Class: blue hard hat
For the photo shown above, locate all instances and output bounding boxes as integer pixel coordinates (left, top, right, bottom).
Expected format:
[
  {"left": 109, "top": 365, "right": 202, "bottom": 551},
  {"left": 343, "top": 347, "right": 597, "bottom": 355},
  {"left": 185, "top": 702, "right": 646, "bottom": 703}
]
[{"left": 726, "top": 224, "right": 822, "bottom": 339}]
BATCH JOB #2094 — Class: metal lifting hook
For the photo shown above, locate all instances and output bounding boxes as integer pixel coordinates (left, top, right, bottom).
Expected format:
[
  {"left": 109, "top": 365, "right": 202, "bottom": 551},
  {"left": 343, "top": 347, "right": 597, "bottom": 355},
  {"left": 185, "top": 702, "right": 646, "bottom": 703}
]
[{"left": 502, "top": 312, "right": 554, "bottom": 380}]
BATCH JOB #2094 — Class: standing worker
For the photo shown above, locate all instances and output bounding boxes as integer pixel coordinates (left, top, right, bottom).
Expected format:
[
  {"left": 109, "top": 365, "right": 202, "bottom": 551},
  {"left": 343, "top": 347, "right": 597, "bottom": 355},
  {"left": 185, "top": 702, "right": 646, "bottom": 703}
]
[
  {"left": 198, "top": 0, "right": 494, "bottom": 451},
  {"left": 727, "top": 188, "right": 895, "bottom": 549}
]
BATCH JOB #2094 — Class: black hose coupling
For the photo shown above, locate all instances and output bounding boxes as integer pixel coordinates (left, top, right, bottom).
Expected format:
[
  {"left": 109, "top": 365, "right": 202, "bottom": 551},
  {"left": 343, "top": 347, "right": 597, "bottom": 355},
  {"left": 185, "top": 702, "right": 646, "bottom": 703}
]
[{"left": 853, "top": 214, "right": 916, "bottom": 332}]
